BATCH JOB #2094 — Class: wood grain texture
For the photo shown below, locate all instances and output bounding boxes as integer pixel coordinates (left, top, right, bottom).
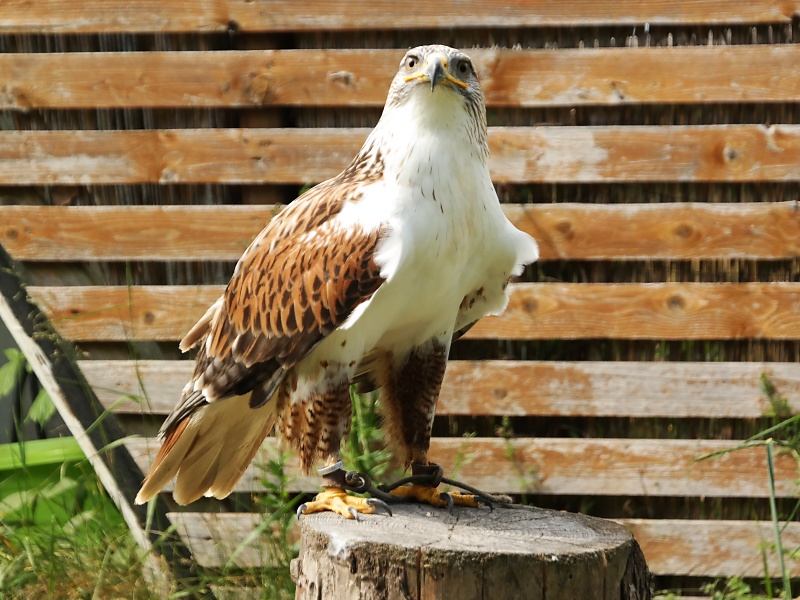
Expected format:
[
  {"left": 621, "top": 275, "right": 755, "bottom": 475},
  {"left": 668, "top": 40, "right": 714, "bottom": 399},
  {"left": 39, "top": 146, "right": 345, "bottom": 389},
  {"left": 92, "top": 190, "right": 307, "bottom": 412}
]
[
  {"left": 617, "top": 519, "right": 800, "bottom": 579},
  {"left": 27, "top": 285, "right": 221, "bottom": 342},
  {"left": 3, "top": 46, "right": 800, "bottom": 109},
  {"left": 168, "top": 511, "right": 296, "bottom": 571},
  {"left": 125, "top": 436, "right": 799, "bottom": 498},
  {"left": 80, "top": 359, "right": 800, "bottom": 418},
  {"left": 292, "top": 504, "right": 640, "bottom": 600},
  {"left": 476, "top": 282, "right": 800, "bottom": 341},
  {"left": 2, "top": 1, "right": 796, "bottom": 33},
  {"left": 5, "top": 202, "right": 799, "bottom": 262},
  {"left": 2, "top": 126, "right": 800, "bottom": 185},
  {"left": 28, "top": 283, "right": 800, "bottom": 342},
  {"left": 1, "top": 205, "right": 271, "bottom": 261},
  {"left": 169, "top": 511, "right": 800, "bottom": 578}
]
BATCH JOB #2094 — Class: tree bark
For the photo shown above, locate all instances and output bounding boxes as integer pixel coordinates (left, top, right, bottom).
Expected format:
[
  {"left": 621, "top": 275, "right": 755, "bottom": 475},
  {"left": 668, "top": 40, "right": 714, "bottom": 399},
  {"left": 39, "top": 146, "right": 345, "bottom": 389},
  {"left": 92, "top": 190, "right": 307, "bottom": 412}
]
[{"left": 291, "top": 503, "right": 651, "bottom": 600}]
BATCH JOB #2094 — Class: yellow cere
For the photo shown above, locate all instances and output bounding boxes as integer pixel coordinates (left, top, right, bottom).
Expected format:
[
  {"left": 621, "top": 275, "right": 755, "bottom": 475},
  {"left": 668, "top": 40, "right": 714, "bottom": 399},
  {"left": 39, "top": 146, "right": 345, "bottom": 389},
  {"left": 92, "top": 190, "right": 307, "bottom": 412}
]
[{"left": 403, "top": 64, "right": 469, "bottom": 89}]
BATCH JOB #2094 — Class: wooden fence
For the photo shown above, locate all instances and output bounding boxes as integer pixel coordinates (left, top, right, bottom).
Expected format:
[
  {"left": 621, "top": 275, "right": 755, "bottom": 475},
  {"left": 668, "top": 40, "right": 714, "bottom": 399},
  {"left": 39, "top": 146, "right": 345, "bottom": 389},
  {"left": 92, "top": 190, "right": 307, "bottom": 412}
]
[{"left": 1, "top": 1, "right": 799, "bottom": 594}]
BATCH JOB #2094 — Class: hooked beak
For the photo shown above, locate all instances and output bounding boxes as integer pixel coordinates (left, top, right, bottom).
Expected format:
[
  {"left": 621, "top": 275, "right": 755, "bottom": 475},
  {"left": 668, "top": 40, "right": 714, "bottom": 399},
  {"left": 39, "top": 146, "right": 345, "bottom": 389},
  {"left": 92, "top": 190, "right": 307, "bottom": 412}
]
[
  {"left": 425, "top": 55, "right": 448, "bottom": 91},
  {"left": 404, "top": 53, "right": 469, "bottom": 92}
]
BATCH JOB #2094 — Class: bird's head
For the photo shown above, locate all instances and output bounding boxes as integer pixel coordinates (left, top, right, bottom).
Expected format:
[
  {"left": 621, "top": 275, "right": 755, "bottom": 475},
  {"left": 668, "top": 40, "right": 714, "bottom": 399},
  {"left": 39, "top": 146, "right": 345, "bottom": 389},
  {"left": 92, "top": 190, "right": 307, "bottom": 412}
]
[
  {"left": 353, "top": 45, "right": 489, "bottom": 172},
  {"left": 386, "top": 45, "right": 484, "bottom": 113}
]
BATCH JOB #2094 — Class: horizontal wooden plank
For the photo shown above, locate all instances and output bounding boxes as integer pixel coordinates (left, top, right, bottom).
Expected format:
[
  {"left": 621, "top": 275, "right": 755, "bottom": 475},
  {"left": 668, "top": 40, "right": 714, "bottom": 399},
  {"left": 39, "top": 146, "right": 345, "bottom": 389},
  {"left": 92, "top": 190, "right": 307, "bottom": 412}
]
[
  {"left": 27, "top": 283, "right": 800, "bottom": 342},
  {"left": 478, "top": 282, "right": 800, "bottom": 341},
  {"left": 5, "top": 202, "right": 800, "bottom": 262},
  {"left": 168, "top": 512, "right": 296, "bottom": 571},
  {"left": 4, "top": 46, "right": 800, "bottom": 109},
  {"left": 1, "top": 205, "right": 271, "bottom": 262},
  {"left": 2, "top": 126, "right": 800, "bottom": 185},
  {"left": 125, "top": 436, "right": 799, "bottom": 498},
  {"left": 80, "top": 359, "right": 800, "bottom": 418},
  {"left": 617, "top": 519, "right": 800, "bottom": 579},
  {"left": 170, "top": 512, "right": 800, "bottom": 577},
  {"left": 2, "top": 1, "right": 796, "bottom": 33}
]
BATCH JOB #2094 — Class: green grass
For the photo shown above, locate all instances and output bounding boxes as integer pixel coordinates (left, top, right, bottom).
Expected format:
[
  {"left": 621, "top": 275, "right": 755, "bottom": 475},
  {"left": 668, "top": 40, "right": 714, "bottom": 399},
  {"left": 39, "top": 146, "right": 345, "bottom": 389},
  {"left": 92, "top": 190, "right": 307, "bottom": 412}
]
[
  {"left": 0, "top": 348, "right": 150, "bottom": 598},
  {"left": 0, "top": 349, "right": 394, "bottom": 599},
  {"left": 688, "top": 375, "right": 800, "bottom": 600},
  {"left": 0, "top": 441, "right": 150, "bottom": 598},
  {"left": 2, "top": 345, "right": 798, "bottom": 598},
  {"left": 341, "top": 388, "right": 392, "bottom": 482},
  {"left": 656, "top": 577, "right": 779, "bottom": 600}
]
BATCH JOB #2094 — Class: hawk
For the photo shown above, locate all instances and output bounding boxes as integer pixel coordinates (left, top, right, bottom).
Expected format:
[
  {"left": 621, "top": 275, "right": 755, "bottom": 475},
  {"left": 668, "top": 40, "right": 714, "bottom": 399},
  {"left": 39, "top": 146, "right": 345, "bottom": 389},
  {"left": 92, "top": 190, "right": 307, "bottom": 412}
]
[{"left": 135, "top": 45, "right": 538, "bottom": 517}]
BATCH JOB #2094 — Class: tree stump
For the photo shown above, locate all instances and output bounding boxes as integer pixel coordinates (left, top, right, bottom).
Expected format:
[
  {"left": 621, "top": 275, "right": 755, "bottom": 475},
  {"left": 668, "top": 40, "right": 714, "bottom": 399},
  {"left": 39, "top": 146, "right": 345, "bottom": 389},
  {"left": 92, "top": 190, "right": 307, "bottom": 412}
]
[{"left": 291, "top": 504, "right": 651, "bottom": 600}]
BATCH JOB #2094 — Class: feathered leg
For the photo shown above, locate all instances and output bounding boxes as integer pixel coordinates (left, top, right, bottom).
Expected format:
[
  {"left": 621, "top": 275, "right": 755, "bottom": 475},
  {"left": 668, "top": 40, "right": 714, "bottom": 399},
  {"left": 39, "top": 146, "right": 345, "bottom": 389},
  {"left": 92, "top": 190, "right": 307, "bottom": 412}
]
[
  {"left": 283, "top": 369, "right": 390, "bottom": 519},
  {"left": 378, "top": 339, "right": 479, "bottom": 509}
]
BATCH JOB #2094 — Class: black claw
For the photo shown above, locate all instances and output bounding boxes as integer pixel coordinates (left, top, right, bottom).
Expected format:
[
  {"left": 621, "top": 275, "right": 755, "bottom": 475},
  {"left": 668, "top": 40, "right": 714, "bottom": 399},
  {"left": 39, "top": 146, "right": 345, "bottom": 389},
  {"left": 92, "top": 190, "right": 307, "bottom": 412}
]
[
  {"left": 440, "top": 492, "right": 454, "bottom": 514},
  {"left": 366, "top": 497, "right": 393, "bottom": 517},
  {"left": 348, "top": 506, "right": 360, "bottom": 521},
  {"left": 296, "top": 503, "right": 308, "bottom": 519}
]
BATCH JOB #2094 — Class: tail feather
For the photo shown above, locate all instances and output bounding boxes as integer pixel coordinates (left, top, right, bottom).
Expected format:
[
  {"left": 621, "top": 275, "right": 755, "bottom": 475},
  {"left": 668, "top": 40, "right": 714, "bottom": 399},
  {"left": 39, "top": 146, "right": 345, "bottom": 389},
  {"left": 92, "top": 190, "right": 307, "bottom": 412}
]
[
  {"left": 179, "top": 297, "right": 222, "bottom": 352},
  {"left": 134, "top": 393, "right": 276, "bottom": 505},
  {"left": 173, "top": 443, "right": 223, "bottom": 505}
]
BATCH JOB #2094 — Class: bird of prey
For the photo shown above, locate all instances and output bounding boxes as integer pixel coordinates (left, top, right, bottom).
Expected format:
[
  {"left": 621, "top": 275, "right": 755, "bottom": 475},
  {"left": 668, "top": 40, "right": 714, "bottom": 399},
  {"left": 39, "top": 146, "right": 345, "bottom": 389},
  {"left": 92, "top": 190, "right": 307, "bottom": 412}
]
[{"left": 135, "top": 45, "right": 538, "bottom": 517}]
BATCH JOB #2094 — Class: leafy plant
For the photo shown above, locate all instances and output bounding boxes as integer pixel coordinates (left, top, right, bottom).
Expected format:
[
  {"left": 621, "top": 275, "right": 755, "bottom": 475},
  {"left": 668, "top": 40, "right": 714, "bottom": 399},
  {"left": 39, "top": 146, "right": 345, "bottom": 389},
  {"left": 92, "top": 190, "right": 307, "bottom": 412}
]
[
  {"left": 761, "top": 373, "right": 793, "bottom": 420},
  {"left": 0, "top": 348, "right": 148, "bottom": 598},
  {"left": 0, "top": 445, "right": 148, "bottom": 598},
  {"left": 701, "top": 576, "right": 765, "bottom": 599},
  {"left": 342, "top": 388, "right": 392, "bottom": 481},
  {"left": 246, "top": 450, "right": 304, "bottom": 598},
  {"left": 498, "top": 415, "right": 538, "bottom": 501},
  {"left": 694, "top": 374, "right": 800, "bottom": 600},
  {"left": 0, "top": 348, "right": 56, "bottom": 432}
]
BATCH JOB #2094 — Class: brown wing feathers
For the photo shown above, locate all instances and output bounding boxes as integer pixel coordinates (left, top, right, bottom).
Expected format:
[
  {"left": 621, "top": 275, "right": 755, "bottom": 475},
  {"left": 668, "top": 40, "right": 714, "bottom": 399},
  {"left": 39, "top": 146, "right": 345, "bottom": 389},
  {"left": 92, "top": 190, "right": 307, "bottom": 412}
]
[{"left": 136, "top": 174, "right": 386, "bottom": 504}]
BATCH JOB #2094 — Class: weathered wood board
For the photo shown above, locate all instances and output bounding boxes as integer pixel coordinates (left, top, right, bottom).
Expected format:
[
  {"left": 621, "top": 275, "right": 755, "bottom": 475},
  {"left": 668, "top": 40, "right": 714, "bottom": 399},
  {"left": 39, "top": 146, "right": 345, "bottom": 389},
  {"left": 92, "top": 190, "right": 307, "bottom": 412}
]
[
  {"left": 125, "top": 436, "right": 799, "bottom": 498},
  {"left": 26, "top": 282, "right": 800, "bottom": 341},
  {"left": 2, "top": 126, "right": 800, "bottom": 185},
  {"left": 5, "top": 202, "right": 799, "bottom": 261},
  {"left": 2, "top": 1, "right": 797, "bottom": 33},
  {"left": 80, "top": 358, "right": 800, "bottom": 418},
  {"left": 2, "top": 0, "right": 799, "bottom": 591},
  {"left": 2, "top": 46, "right": 800, "bottom": 109}
]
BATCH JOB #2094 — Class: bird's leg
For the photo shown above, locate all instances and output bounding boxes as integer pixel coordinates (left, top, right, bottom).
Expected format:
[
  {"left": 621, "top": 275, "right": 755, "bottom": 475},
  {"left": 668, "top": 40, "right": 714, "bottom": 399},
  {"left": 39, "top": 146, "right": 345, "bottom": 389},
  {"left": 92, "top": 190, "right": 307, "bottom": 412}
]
[
  {"left": 296, "top": 457, "right": 392, "bottom": 520},
  {"left": 389, "top": 457, "right": 480, "bottom": 510}
]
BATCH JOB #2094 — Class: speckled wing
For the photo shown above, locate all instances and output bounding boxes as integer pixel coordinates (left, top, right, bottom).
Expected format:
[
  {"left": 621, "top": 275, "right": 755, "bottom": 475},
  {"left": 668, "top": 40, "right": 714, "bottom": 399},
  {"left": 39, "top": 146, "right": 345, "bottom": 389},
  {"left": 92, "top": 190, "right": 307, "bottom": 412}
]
[{"left": 159, "top": 177, "right": 386, "bottom": 438}]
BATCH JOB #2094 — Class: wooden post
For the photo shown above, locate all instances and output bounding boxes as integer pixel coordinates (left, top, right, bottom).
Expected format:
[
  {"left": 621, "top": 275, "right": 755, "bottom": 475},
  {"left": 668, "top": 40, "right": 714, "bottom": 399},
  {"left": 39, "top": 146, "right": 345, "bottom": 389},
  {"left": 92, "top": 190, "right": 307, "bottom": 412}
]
[{"left": 291, "top": 503, "right": 651, "bottom": 600}]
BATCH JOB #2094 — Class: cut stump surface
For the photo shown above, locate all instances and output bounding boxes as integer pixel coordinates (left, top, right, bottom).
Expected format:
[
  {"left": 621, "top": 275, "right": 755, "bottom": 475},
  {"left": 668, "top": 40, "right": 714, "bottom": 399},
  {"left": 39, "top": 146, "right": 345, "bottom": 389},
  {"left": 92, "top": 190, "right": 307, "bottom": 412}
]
[{"left": 292, "top": 503, "right": 651, "bottom": 600}]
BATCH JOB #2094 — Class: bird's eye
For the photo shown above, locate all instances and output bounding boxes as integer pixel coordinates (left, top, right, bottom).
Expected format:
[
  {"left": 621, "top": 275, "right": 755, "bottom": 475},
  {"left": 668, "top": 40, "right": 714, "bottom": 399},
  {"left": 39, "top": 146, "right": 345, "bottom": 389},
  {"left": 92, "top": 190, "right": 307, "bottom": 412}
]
[
  {"left": 404, "top": 55, "right": 418, "bottom": 70},
  {"left": 457, "top": 60, "right": 470, "bottom": 75}
]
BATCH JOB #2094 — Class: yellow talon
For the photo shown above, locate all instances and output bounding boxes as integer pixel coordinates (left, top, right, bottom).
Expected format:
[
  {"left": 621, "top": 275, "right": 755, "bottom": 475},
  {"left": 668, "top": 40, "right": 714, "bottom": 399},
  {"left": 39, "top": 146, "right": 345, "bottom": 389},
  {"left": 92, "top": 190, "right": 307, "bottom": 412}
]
[
  {"left": 390, "top": 484, "right": 480, "bottom": 509},
  {"left": 297, "top": 488, "right": 378, "bottom": 519}
]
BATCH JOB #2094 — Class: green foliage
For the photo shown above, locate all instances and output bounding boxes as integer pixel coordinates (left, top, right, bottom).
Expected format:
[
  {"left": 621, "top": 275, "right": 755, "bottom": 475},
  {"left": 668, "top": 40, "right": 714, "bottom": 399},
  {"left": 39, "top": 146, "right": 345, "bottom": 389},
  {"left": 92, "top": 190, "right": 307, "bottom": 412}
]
[
  {"left": 0, "top": 348, "right": 400, "bottom": 597},
  {"left": 0, "top": 349, "right": 26, "bottom": 398},
  {"left": 692, "top": 374, "right": 800, "bottom": 600},
  {"left": 761, "top": 373, "right": 793, "bottom": 420},
  {"left": 498, "top": 416, "right": 538, "bottom": 502},
  {"left": 700, "top": 576, "right": 766, "bottom": 599},
  {"left": 26, "top": 388, "right": 57, "bottom": 428},
  {"left": 654, "top": 576, "right": 778, "bottom": 599},
  {"left": 245, "top": 451, "right": 304, "bottom": 599},
  {"left": 0, "top": 347, "right": 56, "bottom": 430},
  {"left": 449, "top": 431, "right": 476, "bottom": 482},
  {"left": 0, "top": 447, "right": 148, "bottom": 598},
  {"left": 0, "top": 348, "right": 145, "bottom": 598},
  {"left": 342, "top": 388, "right": 392, "bottom": 481}
]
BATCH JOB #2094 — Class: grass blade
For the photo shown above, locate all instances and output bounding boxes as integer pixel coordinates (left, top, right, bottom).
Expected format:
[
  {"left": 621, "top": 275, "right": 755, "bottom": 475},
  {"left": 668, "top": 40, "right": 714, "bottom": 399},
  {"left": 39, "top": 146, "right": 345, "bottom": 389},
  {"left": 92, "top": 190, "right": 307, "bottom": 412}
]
[{"left": 766, "top": 440, "right": 792, "bottom": 600}]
